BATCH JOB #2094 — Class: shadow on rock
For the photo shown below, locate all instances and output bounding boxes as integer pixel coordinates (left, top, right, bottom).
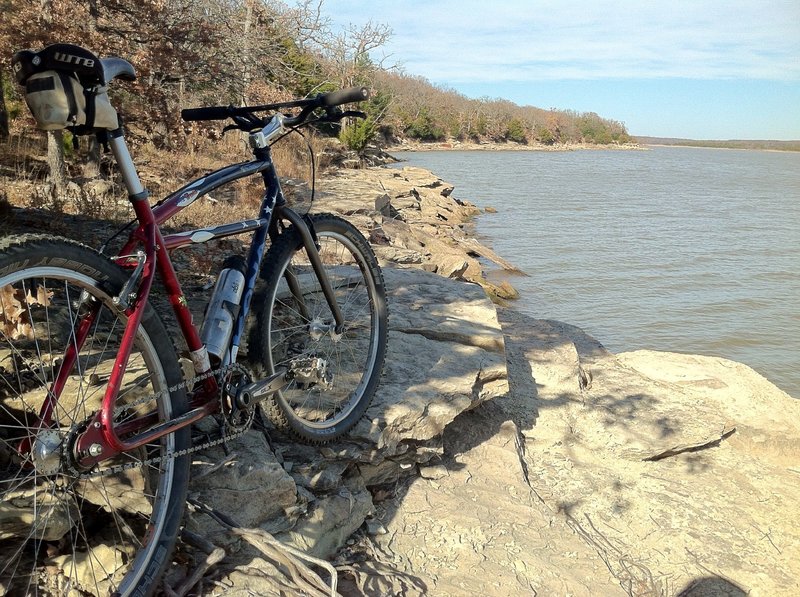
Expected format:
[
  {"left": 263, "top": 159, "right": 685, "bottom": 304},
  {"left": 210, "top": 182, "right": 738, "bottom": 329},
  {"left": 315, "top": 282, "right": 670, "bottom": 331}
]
[{"left": 677, "top": 576, "right": 748, "bottom": 597}]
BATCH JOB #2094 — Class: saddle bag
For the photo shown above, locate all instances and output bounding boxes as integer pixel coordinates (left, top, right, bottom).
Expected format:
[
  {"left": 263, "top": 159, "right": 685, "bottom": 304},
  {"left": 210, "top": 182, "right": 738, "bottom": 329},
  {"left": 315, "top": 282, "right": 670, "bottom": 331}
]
[{"left": 12, "top": 44, "right": 119, "bottom": 133}]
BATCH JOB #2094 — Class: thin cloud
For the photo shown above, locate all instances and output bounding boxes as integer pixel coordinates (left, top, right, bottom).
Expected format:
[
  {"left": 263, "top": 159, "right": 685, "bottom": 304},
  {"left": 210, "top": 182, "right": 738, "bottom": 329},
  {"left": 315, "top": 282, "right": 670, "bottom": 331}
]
[{"left": 323, "top": 0, "right": 800, "bottom": 82}]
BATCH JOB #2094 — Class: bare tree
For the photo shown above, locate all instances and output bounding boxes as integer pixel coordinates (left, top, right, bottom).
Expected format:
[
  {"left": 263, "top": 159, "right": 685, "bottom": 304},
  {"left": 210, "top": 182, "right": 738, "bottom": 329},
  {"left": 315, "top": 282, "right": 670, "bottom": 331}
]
[
  {"left": 321, "top": 20, "right": 392, "bottom": 89},
  {"left": 46, "top": 131, "right": 68, "bottom": 196}
]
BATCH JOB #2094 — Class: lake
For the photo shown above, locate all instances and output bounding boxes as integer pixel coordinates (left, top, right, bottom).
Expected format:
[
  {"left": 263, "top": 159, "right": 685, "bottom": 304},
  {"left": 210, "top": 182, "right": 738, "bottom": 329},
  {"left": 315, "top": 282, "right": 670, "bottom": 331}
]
[{"left": 391, "top": 146, "right": 800, "bottom": 398}]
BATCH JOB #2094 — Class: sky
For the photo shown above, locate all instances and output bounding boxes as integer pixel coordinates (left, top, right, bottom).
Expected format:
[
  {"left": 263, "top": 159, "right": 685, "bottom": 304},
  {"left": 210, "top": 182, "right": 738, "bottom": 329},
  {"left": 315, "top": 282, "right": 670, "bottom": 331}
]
[{"left": 318, "top": 0, "right": 800, "bottom": 140}]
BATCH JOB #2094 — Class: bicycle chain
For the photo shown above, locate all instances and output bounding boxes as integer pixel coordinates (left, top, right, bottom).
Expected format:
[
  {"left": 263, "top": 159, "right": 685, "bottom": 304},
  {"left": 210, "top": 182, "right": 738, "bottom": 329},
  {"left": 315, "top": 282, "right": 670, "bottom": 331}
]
[{"left": 78, "top": 362, "right": 256, "bottom": 478}]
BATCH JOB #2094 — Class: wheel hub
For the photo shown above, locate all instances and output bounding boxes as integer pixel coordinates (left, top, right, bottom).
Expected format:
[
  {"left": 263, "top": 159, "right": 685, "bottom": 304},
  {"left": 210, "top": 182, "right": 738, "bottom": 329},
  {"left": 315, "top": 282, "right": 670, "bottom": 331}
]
[
  {"left": 308, "top": 318, "right": 331, "bottom": 341},
  {"left": 31, "top": 429, "right": 63, "bottom": 475}
]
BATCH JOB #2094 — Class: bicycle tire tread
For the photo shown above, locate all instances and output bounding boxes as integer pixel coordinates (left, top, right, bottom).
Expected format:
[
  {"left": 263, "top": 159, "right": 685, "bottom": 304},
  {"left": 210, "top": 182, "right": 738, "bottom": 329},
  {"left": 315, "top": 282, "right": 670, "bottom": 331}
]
[{"left": 250, "top": 213, "right": 388, "bottom": 444}]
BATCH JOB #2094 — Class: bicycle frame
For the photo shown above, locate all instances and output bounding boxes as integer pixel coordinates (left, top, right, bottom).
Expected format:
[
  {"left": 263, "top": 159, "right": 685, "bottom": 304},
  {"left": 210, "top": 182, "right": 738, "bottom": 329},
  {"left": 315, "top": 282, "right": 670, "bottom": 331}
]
[{"left": 58, "top": 127, "right": 344, "bottom": 469}]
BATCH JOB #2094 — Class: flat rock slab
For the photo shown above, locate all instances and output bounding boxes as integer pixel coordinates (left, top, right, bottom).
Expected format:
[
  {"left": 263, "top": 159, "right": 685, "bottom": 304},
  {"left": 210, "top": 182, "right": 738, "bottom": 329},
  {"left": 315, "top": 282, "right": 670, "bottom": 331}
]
[
  {"left": 351, "top": 266, "right": 508, "bottom": 454},
  {"left": 348, "top": 307, "right": 800, "bottom": 596},
  {"left": 365, "top": 419, "right": 625, "bottom": 596}
]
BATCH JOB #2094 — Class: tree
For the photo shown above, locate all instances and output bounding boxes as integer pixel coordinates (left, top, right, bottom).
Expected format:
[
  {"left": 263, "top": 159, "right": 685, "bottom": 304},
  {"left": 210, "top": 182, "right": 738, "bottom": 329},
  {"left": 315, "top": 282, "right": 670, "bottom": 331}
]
[
  {"left": 319, "top": 20, "right": 392, "bottom": 90},
  {"left": 405, "top": 108, "right": 444, "bottom": 141},
  {"left": 339, "top": 89, "right": 391, "bottom": 152},
  {"left": 46, "top": 130, "right": 67, "bottom": 196},
  {"left": 505, "top": 118, "right": 527, "bottom": 144},
  {"left": 0, "top": 75, "right": 9, "bottom": 140}
]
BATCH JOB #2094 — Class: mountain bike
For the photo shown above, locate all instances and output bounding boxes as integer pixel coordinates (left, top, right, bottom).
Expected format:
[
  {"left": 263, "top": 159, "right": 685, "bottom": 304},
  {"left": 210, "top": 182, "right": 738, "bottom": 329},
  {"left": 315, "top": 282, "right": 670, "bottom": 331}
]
[{"left": 1, "top": 44, "right": 387, "bottom": 596}]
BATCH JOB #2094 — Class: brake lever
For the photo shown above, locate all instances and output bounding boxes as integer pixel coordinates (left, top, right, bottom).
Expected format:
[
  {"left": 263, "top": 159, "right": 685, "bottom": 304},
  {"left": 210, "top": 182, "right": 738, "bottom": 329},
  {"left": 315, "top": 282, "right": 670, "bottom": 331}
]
[
  {"left": 228, "top": 112, "right": 267, "bottom": 132},
  {"left": 340, "top": 110, "right": 366, "bottom": 119}
]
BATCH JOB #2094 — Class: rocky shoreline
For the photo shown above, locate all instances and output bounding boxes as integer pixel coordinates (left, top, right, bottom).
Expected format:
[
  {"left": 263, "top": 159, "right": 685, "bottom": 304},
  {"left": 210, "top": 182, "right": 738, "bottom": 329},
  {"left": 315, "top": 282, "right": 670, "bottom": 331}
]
[
  {"left": 269, "top": 164, "right": 799, "bottom": 596},
  {"left": 4, "top": 164, "right": 799, "bottom": 595}
]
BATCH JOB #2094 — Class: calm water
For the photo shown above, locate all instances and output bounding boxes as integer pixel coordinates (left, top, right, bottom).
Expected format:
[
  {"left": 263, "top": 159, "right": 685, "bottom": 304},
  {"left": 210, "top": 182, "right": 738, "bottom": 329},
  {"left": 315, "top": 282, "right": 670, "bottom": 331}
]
[{"left": 392, "top": 147, "right": 800, "bottom": 398}]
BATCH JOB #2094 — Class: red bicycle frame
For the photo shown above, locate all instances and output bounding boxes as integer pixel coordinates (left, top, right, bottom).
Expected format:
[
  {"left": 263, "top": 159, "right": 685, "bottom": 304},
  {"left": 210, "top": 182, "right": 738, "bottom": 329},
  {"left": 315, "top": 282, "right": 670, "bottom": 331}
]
[{"left": 62, "top": 132, "right": 279, "bottom": 468}]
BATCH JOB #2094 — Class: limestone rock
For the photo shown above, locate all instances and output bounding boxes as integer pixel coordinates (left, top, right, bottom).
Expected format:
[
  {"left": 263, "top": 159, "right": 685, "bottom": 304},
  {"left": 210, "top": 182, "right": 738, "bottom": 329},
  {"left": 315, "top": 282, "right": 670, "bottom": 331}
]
[
  {"left": 317, "top": 165, "right": 519, "bottom": 296},
  {"left": 277, "top": 484, "right": 373, "bottom": 558},
  {"left": 188, "top": 431, "right": 297, "bottom": 538},
  {"left": 350, "top": 267, "right": 508, "bottom": 454},
  {"left": 340, "top": 307, "right": 800, "bottom": 596}
]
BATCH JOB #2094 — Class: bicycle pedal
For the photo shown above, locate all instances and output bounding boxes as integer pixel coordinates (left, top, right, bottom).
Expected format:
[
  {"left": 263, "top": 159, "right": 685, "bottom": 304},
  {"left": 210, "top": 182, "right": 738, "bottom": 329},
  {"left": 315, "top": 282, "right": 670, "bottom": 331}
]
[{"left": 287, "top": 356, "right": 333, "bottom": 390}]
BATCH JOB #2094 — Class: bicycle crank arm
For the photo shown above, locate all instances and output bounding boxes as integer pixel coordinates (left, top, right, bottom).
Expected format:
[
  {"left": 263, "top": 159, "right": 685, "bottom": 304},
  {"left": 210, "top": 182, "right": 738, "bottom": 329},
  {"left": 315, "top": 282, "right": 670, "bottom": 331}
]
[
  {"left": 235, "top": 368, "right": 289, "bottom": 408},
  {"left": 235, "top": 357, "right": 334, "bottom": 408}
]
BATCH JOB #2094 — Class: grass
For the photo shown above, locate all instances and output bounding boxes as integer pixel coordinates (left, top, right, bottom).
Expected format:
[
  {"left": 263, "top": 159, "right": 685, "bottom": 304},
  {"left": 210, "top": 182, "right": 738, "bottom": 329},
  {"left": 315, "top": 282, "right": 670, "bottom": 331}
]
[
  {"left": 1, "top": 120, "right": 351, "bottom": 287},
  {"left": 2, "top": 121, "right": 341, "bottom": 229}
]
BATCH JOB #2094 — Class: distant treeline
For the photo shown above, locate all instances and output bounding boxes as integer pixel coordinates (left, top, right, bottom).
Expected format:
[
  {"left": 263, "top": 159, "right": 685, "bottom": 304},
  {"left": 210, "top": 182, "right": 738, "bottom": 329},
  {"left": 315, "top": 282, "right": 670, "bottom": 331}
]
[
  {"left": 636, "top": 137, "right": 800, "bottom": 152},
  {"left": 0, "top": 0, "right": 631, "bottom": 154},
  {"left": 369, "top": 70, "right": 632, "bottom": 147}
]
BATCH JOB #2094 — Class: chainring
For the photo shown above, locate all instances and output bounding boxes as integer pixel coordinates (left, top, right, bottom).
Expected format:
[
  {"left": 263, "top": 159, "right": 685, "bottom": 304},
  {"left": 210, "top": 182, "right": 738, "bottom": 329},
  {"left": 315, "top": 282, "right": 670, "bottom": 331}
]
[{"left": 219, "top": 363, "right": 256, "bottom": 433}]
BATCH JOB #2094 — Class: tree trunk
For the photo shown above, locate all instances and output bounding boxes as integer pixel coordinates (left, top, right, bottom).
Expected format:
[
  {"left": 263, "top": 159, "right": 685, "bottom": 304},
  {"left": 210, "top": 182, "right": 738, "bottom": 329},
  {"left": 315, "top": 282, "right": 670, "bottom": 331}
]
[
  {"left": 0, "top": 74, "right": 9, "bottom": 141},
  {"left": 83, "top": 136, "right": 102, "bottom": 178},
  {"left": 47, "top": 130, "right": 67, "bottom": 194},
  {"left": 241, "top": 0, "right": 253, "bottom": 106}
]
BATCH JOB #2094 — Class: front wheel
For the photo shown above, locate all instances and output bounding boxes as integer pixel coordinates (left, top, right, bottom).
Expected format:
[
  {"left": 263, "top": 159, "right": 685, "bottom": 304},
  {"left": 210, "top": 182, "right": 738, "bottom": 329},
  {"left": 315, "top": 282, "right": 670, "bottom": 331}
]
[{"left": 251, "top": 214, "right": 388, "bottom": 443}]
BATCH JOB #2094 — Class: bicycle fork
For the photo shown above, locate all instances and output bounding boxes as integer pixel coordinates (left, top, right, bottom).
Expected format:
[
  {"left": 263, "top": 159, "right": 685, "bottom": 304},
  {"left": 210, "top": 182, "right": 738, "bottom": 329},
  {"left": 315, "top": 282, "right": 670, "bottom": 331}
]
[{"left": 224, "top": 207, "right": 345, "bottom": 407}]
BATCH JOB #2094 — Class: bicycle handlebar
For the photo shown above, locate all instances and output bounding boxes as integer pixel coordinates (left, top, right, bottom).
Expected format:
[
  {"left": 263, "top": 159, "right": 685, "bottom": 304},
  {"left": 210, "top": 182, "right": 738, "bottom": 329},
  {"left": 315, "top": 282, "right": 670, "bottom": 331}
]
[
  {"left": 180, "top": 87, "right": 370, "bottom": 124},
  {"left": 319, "top": 87, "right": 369, "bottom": 107},
  {"left": 180, "top": 105, "right": 234, "bottom": 122}
]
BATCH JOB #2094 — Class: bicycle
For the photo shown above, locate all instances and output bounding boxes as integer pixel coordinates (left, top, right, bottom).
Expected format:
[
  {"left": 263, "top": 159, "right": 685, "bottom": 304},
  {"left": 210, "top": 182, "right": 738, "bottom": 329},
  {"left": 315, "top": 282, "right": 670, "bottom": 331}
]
[{"left": 1, "top": 44, "right": 387, "bottom": 596}]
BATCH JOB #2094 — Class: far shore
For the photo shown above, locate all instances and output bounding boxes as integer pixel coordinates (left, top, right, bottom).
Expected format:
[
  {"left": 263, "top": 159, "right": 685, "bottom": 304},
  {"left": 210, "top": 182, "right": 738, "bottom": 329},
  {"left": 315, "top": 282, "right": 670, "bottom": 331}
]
[
  {"left": 386, "top": 140, "right": 645, "bottom": 152},
  {"left": 387, "top": 139, "right": 800, "bottom": 153}
]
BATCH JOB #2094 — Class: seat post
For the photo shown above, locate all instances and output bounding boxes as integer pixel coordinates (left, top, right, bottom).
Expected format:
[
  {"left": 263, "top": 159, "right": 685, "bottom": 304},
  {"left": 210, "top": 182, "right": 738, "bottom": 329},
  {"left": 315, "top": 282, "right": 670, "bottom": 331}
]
[{"left": 107, "top": 128, "right": 147, "bottom": 200}]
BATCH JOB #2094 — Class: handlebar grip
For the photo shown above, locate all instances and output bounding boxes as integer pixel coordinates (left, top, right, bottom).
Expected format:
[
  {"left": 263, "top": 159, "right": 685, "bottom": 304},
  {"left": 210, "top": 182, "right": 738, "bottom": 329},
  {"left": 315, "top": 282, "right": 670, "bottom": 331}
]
[
  {"left": 181, "top": 106, "right": 232, "bottom": 122},
  {"left": 320, "top": 87, "right": 369, "bottom": 107}
]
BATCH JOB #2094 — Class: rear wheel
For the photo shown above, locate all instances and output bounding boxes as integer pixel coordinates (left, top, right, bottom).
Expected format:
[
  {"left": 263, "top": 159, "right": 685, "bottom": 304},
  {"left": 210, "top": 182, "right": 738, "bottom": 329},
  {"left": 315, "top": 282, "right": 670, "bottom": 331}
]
[
  {"left": 251, "top": 214, "right": 387, "bottom": 443},
  {"left": 0, "top": 235, "right": 189, "bottom": 596}
]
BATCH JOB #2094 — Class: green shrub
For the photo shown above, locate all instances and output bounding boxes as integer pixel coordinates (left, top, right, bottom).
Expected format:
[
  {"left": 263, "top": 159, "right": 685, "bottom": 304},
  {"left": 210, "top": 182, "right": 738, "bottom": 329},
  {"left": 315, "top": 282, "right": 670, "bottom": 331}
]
[
  {"left": 339, "top": 90, "right": 392, "bottom": 152},
  {"left": 405, "top": 110, "right": 445, "bottom": 141},
  {"left": 535, "top": 125, "right": 555, "bottom": 145},
  {"left": 340, "top": 118, "right": 377, "bottom": 152},
  {"left": 505, "top": 118, "right": 527, "bottom": 143}
]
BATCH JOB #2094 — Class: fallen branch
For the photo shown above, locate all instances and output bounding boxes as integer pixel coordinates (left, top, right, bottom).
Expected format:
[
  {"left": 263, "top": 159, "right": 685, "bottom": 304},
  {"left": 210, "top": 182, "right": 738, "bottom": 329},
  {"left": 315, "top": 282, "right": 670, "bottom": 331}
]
[
  {"left": 192, "top": 452, "right": 238, "bottom": 480},
  {"left": 188, "top": 497, "right": 338, "bottom": 597},
  {"left": 169, "top": 529, "right": 227, "bottom": 597},
  {"left": 642, "top": 425, "right": 736, "bottom": 462}
]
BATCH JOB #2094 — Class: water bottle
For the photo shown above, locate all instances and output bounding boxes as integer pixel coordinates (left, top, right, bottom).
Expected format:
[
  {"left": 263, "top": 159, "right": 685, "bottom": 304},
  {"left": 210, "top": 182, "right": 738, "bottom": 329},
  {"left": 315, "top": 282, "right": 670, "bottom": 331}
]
[{"left": 200, "top": 255, "right": 246, "bottom": 364}]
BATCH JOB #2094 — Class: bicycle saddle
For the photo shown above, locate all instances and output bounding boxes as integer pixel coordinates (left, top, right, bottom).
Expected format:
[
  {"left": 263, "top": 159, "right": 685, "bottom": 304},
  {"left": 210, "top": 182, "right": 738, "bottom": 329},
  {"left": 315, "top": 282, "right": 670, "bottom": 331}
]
[{"left": 12, "top": 43, "right": 136, "bottom": 86}]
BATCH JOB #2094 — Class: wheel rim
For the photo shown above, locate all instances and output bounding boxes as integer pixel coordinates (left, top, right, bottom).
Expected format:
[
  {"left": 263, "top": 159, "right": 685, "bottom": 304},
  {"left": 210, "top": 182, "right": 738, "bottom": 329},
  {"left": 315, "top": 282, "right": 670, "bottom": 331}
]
[
  {"left": 0, "top": 267, "right": 176, "bottom": 596},
  {"left": 267, "top": 230, "right": 382, "bottom": 429}
]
